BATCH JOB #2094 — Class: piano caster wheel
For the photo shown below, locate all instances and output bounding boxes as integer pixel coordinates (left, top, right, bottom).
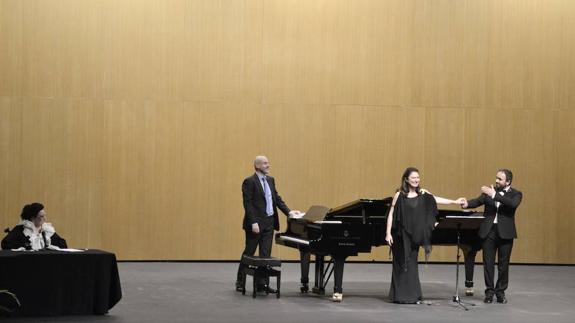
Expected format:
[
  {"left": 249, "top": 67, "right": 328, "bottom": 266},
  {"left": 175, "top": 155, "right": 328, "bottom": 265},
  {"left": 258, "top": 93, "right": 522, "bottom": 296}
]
[
  {"left": 300, "top": 284, "right": 309, "bottom": 293},
  {"left": 312, "top": 287, "right": 325, "bottom": 295}
]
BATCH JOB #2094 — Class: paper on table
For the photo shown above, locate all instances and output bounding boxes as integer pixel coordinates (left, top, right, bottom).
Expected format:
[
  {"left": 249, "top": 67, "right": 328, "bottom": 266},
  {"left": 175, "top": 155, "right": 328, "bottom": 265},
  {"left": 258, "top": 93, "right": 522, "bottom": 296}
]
[
  {"left": 10, "top": 246, "right": 86, "bottom": 252},
  {"left": 47, "top": 245, "right": 86, "bottom": 252}
]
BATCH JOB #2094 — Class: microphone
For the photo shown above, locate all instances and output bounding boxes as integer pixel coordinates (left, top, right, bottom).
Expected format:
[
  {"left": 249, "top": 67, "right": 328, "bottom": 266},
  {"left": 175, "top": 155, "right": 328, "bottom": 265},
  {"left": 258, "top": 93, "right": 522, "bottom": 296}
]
[{"left": 41, "top": 230, "right": 49, "bottom": 249}]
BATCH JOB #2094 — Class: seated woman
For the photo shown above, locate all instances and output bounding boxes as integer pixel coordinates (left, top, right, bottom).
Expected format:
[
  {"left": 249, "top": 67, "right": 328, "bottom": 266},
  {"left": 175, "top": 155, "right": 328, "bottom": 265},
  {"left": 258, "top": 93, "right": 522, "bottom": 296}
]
[{"left": 1, "top": 203, "right": 67, "bottom": 250}]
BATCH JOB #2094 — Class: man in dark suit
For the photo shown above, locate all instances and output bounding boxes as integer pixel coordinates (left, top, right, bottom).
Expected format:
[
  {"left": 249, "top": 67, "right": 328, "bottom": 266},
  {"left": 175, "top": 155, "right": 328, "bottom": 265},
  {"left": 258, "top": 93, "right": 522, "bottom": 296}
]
[
  {"left": 462, "top": 169, "right": 522, "bottom": 304},
  {"left": 235, "top": 156, "right": 301, "bottom": 293}
]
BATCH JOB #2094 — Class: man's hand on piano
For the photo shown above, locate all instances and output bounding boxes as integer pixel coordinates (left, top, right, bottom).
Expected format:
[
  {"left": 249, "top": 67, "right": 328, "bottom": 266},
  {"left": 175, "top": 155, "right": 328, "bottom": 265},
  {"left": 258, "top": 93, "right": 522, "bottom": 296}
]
[
  {"left": 385, "top": 233, "right": 393, "bottom": 246},
  {"left": 251, "top": 223, "right": 260, "bottom": 234},
  {"left": 289, "top": 210, "right": 304, "bottom": 219}
]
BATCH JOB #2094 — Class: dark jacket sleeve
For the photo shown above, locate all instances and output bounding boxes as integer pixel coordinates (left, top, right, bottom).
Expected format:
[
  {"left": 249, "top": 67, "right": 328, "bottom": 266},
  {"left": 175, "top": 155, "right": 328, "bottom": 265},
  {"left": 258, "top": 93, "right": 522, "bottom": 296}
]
[
  {"left": 271, "top": 177, "right": 291, "bottom": 216},
  {"left": 1, "top": 226, "right": 28, "bottom": 250},
  {"left": 465, "top": 194, "right": 486, "bottom": 209},
  {"left": 50, "top": 232, "right": 68, "bottom": 248},
  {"left": 493, "top": 190, "right": 523, "bottom": 209},
  {"left": 242, "top": 177, "right": 258, "bottom": 226}
]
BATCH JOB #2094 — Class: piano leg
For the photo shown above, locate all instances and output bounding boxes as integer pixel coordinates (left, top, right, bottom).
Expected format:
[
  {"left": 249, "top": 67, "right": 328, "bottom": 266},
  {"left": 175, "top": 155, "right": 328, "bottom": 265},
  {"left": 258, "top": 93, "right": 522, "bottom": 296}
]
[
  {"left": 462, "top": 245, "right": 478, "bottom": 296},
  {"left": 333, "top": 255, "right": 346, "bottom": 294},
  {"left": 299, "top": 250, "right": 310, "bottom": 293},
  {"left": 313, "top": 256, "right": 326, "bottom": 295},
  {"left": 305, "top": 254, "right": 347, "bottom": 298}
]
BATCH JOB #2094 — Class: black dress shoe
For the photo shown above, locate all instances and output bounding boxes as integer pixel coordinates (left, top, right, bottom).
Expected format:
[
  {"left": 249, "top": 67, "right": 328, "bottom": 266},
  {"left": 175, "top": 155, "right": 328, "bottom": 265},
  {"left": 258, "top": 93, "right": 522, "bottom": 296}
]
[
  {"left": 300, "top": 283, "right": 309, "bottom": 293},
  {"left": 235, "top": 281, "right": 244, "bottom": 292},
  {"left": 496, "top": 296, "right": 507, "bottom": 304},
  {"left": 484, "top": 295, "right": 494, "bottom": 303}
]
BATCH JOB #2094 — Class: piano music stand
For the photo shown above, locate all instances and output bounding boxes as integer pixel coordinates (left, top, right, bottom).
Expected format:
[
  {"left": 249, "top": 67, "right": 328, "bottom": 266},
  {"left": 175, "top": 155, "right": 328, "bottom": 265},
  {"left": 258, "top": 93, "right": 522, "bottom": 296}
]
[{"left": 434, "top": 215, "right": 483, "bottom": 310}]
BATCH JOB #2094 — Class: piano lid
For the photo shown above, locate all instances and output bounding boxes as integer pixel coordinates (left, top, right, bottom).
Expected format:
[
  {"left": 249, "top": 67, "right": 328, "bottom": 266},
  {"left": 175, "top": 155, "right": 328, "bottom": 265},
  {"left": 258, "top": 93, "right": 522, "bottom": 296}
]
[
  {"left": 328, "top": 198, "right": 392, "bottom": 216},
  {"left": 300, "top": 205, "right": 331, "bottom": 222}
]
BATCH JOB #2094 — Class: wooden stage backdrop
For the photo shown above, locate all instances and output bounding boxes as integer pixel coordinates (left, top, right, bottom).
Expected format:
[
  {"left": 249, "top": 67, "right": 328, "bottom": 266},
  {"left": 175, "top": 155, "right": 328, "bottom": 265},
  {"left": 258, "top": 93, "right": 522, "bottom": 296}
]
[{"left": 1, "top": 0, "right": 574, "bottom": 263}]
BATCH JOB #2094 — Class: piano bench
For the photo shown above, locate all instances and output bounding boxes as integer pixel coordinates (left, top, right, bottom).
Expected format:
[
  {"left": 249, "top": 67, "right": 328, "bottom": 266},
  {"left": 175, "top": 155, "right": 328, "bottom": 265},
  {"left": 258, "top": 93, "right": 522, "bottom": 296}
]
[{"left": 240, "top": 255, "right": 281, "bottom": 299}]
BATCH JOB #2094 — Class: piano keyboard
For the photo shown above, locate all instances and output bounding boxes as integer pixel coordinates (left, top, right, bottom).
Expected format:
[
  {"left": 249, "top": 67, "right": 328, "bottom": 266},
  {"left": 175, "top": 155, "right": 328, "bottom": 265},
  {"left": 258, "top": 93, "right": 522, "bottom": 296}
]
[{"left": 277, "top": 235, "right": 310, "bottom": 245}]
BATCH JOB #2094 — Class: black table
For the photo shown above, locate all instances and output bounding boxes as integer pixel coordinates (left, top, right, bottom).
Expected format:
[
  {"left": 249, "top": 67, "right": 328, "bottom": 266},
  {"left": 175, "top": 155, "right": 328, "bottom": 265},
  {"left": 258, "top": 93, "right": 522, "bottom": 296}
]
[{"left": 0, "top": 249, "right": 122, "bottom": 317}]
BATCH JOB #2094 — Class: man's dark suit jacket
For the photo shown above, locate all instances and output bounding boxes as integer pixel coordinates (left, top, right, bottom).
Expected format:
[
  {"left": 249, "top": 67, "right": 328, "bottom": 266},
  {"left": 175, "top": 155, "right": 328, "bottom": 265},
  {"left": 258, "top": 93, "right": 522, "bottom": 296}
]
[
  {"left": 242, "top": 173, "right": 291, "bottom": 231},
  {"left": 466, "top": 188, "right": 523, "bottom": 240}
]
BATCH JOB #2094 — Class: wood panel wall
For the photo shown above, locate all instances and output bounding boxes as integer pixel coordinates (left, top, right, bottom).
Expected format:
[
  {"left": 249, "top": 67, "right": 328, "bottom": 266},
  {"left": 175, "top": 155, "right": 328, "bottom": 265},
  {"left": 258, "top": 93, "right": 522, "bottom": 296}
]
[{"left": 1, "top": 0, "right": 573, "bottom": 263}]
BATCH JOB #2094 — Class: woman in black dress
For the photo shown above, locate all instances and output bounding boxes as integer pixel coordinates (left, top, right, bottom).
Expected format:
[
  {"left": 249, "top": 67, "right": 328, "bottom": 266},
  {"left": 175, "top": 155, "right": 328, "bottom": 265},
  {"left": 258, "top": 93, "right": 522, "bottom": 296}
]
[
  {"left": 2, "top": 202, "right": 67, "bottom": 250},
  {"left": 385, "top": 167, "right": 464, "bottom": 303}
]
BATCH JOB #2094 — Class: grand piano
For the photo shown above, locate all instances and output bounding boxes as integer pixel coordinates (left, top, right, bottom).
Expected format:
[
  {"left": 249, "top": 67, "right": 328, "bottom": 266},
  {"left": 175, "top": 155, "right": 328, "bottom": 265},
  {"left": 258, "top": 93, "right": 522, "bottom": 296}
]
[{"left": 275, "top": 198, "right": 483, "bottom": 295}]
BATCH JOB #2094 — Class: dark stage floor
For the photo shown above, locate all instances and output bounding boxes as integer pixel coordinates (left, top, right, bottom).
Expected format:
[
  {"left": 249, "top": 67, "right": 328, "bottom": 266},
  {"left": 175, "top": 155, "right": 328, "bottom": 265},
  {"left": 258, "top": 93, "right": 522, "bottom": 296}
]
[{"left": 4, "top": 262, "right": 574, "bottom": 323}]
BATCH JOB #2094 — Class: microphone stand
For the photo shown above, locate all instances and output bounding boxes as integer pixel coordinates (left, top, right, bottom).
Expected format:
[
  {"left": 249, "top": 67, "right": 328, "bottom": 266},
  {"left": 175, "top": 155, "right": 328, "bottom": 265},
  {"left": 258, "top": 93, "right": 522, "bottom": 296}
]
[{"left": 453, "top": 223, "right": 475, "bottom": 310}]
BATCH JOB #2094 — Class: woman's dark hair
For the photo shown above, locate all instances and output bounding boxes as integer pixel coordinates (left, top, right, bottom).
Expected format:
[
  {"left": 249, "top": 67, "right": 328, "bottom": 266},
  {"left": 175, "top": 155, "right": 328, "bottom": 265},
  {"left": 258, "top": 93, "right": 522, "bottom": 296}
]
[
  {"left": 399, "top": 167, "right": 421, "bottom": 195},
  {"left": 20, "top": 203, "right": 44, "bottom": 221}
]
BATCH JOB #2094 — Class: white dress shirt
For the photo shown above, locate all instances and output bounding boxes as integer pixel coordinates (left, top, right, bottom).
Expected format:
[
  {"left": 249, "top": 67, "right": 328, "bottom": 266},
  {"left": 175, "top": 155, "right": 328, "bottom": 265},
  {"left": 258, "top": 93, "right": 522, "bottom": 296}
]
[{"left": 492, "top": 186, "right": 510, "bottom": 224}]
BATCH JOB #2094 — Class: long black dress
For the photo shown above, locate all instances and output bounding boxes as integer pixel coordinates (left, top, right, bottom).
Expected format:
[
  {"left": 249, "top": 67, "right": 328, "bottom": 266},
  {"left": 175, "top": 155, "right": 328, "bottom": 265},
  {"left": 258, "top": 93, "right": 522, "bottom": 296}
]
[{"left": 389, "top": 192, "right": 437, "bottom": 303}]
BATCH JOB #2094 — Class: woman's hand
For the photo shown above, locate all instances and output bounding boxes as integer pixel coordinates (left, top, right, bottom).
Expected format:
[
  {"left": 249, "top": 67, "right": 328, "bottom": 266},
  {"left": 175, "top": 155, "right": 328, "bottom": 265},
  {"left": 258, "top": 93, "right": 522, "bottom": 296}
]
[{"left": 385, "top": 233, "right": 393, "bottom": 246}]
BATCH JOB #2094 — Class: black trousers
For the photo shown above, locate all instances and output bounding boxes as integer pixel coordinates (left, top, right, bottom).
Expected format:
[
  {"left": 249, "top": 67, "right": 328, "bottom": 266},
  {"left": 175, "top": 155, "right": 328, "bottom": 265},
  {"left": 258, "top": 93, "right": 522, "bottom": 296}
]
[
  {"left": 482, "top": 224, "right": 514, "bottom": 297},
  {"left": 236, "top": 217, "right": 275, "bottom": 286}
]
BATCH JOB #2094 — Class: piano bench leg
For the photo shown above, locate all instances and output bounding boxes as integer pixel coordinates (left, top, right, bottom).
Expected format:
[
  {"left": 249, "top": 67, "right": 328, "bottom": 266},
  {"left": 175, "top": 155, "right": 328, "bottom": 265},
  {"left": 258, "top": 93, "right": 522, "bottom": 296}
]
[
  {"left": 276, "top": 272, "right": 281, "bottom": 299},
  {"left": 252, "top": 272, "right": 257, "bottom": 298}
]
